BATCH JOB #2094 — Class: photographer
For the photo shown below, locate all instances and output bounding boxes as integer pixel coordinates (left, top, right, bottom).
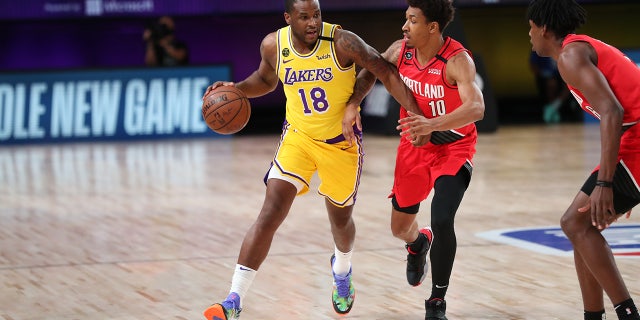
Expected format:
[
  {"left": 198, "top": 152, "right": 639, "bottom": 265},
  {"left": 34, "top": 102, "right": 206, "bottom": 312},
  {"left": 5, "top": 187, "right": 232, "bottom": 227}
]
[{"left": 143, "top": 16, "right": 189, "bottom": 67}]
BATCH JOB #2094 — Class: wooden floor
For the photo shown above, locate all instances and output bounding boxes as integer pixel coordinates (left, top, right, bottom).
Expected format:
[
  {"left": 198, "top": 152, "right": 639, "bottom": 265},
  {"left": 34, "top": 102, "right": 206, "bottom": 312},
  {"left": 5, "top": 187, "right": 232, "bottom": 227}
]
[{"left": 2, "top": 123, "right": 639, "bottom": 320}]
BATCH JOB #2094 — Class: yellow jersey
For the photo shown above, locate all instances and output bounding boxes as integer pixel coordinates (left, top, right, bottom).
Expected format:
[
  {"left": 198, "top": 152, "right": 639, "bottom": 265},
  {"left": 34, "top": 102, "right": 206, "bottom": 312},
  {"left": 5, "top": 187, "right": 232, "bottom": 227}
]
[{"left": 276, "top": 22, "right": 356, "bottom": 141}]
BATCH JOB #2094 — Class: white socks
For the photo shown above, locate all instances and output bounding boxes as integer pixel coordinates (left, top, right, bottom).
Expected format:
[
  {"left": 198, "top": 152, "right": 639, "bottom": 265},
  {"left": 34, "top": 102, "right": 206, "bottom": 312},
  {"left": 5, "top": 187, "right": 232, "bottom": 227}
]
[
  {"left": 230, "top": 264, "right": 257, "bottom": 307},
  {"left": 229, "top": 249, "right": 352, "bottom": 307},
  {"left": 332, "top": 247, "right": 353, "bottom": 277}
]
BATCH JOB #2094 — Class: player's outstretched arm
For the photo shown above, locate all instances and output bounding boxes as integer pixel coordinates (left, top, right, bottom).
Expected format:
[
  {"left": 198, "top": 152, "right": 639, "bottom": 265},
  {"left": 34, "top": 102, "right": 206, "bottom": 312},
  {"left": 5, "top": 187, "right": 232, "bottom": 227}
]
[
  {"left": 335, "top": 29, "right": 421, "bottom": 116},
  {"left": 346, "top": 40, "right": 405, "bottom": 110}
]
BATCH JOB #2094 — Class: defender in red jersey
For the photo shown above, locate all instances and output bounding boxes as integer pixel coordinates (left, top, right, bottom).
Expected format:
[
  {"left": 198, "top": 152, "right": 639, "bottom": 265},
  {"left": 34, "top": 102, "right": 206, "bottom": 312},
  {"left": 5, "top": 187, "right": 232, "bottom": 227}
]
[
  {"left": 528, "top": 1, "right": 640, "bottom": 319},
  {"left": 345, "top": 0, "right": 484, "bottom": 318}
]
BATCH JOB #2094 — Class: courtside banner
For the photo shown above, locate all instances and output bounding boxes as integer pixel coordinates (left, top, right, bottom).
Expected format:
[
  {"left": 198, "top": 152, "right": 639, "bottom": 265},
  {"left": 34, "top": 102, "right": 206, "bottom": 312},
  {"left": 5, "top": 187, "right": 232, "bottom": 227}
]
[{"left": 0, "top": 65, "right": 230, "bottom": 144}]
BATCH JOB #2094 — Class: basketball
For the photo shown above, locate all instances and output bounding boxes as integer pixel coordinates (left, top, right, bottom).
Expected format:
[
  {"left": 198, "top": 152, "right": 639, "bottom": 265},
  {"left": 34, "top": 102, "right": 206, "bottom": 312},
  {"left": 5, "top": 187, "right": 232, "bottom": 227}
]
[{"left": 201, "top": 86, "right": 251, "bottom": 135}]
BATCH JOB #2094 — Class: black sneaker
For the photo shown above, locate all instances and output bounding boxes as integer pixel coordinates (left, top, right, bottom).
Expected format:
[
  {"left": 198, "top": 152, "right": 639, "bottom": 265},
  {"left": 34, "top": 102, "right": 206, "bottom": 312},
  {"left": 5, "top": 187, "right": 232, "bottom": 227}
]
[
  {"left": 425, "top": 298, "right": 447, "bottom": 320},
  {"left": 405, "top": 227, "right": 433, "bottom": 286}
]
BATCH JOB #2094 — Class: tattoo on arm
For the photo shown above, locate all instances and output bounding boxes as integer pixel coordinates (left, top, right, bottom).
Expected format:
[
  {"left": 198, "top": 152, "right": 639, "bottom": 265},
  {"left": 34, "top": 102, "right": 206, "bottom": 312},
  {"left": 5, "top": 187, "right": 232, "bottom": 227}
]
[
  {"left": 348, "top": 70, "right": 377, "bottom": 105},
  {"left": 337, "top": 30, "right": 390, "bottom": 75}
]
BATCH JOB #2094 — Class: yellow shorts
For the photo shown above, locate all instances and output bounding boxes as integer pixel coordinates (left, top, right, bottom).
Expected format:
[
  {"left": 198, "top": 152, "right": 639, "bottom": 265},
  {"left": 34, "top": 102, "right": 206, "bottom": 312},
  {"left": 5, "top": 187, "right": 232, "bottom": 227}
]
[{"left": 267, "top": 124, "right": 363, "bottom": 207}]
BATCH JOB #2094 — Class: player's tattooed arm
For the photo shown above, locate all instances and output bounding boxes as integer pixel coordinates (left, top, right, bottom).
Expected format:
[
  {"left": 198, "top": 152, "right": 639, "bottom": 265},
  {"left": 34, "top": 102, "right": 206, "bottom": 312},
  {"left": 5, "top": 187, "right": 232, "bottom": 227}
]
[
  {"left": 346, "top": 39, "right": 404, "bottom": 107},
  {"left": 336, "top": 29, "right": 421, "bottom": 116}
]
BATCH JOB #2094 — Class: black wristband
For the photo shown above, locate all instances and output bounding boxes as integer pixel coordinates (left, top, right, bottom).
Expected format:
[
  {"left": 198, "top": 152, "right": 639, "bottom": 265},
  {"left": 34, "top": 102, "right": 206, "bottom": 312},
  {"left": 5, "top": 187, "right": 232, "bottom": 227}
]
[{"left": 595, "top": 180, "right": 613, "bottom": 188}]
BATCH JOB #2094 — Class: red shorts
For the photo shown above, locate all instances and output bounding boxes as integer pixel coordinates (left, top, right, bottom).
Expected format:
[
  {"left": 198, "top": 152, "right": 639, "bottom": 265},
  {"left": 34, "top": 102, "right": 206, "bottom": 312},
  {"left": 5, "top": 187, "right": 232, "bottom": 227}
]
[{"left": 390, "top": 136, "right": 476, "bottom": 208}]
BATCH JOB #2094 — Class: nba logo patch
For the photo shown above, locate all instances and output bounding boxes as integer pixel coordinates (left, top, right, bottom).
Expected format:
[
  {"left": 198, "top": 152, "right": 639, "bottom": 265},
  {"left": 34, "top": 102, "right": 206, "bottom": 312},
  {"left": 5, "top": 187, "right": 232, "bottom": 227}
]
[
  {"left": 476, "top": 223, "right": 640, "bottom": 257},
  {"left": 405, "top": 51, "right": 413, "bottom": 60}
]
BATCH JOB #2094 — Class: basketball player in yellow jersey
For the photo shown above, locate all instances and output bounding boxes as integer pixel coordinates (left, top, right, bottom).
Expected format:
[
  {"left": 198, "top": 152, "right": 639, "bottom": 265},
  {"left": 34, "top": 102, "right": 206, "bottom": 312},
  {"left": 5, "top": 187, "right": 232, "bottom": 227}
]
[
  {"left": 202, "top": 0, "right": 422, "bottom": 319},
  {"left": 274, "top": 21, "right": 364, "bottom": 207}
]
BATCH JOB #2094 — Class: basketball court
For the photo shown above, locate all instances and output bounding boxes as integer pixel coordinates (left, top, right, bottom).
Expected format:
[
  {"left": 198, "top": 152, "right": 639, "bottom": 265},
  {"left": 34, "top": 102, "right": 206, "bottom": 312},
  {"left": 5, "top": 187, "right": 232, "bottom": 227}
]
[{"left": 2, "top": 123, "right": 639, "bottom": 319}]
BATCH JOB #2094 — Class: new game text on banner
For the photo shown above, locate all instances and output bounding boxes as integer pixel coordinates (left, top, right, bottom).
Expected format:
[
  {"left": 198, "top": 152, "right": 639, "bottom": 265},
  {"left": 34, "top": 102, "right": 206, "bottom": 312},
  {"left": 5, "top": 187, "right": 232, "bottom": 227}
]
[{"left": 0, "top": 65, "right": 230, "bottom": 144}]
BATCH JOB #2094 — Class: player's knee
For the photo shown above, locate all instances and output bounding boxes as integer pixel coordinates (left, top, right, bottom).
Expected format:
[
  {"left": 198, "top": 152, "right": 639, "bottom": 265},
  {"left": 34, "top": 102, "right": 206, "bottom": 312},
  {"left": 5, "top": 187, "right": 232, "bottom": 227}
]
[
  {"left": 327, "top": 204, "right": 354, "bottom": 227},
  {"left": 560, "top": 210, "right": 585, "bottom": 239},
  {"left": 331, "top": 214, "right": 353, "bottom": 230},
  {"left": 390, "top": 222, "right": 412, "bottom": 239},
  {"left": 390, "top": 215, "right": 416, "bottom": 239},
  {"left": 431, "top": 213, "right": 454, "bottom": 232},
  {"left": 254, "top": 214, "right": 282, "bottom": 233},
  {"left": 255, "top": 204, "right": 289, "bottom": 230},
  {"left": 250, "top": 217, "right": 281, "bottom": 239}
]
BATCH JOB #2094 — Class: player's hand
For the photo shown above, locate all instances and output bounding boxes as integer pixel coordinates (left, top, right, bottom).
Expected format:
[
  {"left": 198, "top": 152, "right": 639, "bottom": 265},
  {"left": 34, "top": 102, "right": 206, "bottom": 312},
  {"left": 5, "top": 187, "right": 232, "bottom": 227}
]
[
  {"left": 342, "top": 103, "right": 361, "bottom": 147},
  {"left": 203, "top": 81, "right": 234, "bottom": 100},
  {"left": 410, "top": 133, "right": 431, "bottom": 147},
  {"left": 397, "top": 110, "right": 434, "bottom": 142},
  {"left": 578, "top": 186, "right": 616, "bottom": 230}
]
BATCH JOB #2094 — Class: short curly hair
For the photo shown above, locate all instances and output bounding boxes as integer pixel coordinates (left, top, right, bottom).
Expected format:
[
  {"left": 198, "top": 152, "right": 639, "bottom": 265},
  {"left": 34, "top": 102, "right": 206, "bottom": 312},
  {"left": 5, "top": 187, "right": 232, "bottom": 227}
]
[
  {"left": 285, "top": 0, "right": 317, "bottom": 14},
  {"left": 527, "top": 0, "right": 586, "bottom": 38},
  {"left": 407, "top": 0, "right": 455, "bottom": 32}
]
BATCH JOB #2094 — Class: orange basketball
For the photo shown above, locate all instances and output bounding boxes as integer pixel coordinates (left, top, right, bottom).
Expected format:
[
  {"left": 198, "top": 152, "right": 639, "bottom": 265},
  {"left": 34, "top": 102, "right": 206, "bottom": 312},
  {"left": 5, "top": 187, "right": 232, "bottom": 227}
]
[{"left": 202, "top": 86, "right": 251, "bottom": 135}]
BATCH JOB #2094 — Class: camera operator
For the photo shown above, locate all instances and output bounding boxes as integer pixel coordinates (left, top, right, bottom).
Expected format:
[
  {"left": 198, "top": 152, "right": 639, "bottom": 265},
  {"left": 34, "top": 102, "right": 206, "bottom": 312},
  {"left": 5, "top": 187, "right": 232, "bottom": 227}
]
[{"left": 143, "top": 16, "right": 189, "bottom": 67}]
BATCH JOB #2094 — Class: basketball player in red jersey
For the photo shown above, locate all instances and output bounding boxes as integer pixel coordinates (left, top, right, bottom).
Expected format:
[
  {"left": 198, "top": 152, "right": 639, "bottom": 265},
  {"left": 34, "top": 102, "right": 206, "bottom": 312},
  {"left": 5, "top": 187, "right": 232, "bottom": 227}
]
[
  {"left": 345, "top": 0, "right": 484, "bottom": 318},
  {"left": 527, "top": 1, "right": 640, "bottom": 319}
]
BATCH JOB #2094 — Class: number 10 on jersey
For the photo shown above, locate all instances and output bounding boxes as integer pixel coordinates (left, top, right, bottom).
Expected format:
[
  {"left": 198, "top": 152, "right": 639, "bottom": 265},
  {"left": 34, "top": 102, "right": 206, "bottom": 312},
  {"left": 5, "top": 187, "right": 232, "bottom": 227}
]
[{"left": 429, "top": 99, "right": 446, "bottom": 117}]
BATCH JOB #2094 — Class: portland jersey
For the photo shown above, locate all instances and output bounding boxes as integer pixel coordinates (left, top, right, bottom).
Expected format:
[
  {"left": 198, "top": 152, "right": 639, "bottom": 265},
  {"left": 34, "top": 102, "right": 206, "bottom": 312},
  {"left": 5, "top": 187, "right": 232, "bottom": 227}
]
[
  {"left": 396, "top": 37, "right": 477, "bottom": 147},
  {"left": 563, "top": 34, "right": 640, "bottom": 125},
  {"left": 563, "top": 34, "right": 640, "bottom": 197},
  {"left": 390, "top": 37, "right": 477, "bottom": 207},
  {"left": 276, "top": 22, "right": 356, "bottom": 141}
]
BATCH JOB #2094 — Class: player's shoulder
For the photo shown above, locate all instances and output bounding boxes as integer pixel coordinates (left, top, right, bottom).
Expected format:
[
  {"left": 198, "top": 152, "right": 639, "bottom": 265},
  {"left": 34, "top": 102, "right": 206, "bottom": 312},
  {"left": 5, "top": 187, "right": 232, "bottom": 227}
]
[
  {"left": 379, "top": 39, "right": 404, "bottom": 63},
  {"left": 445, "top": 38, "right": 472, "bottom": 64},
  {"left": 558, "top": 41, "right": 593, "bottom": 67},
  {"left": 388, "top": 39, "right": 405, "bottom": 54},
  {"left": 448, "top": 50, "right": 472, "bottom": 63},
  {"left": 562, "top": 40, "right": 593, "bottom": 55},
  {"left": 260, "top": 31, "right": 279, "bottom": 52},
  {"left": 332, "top": 26, "right": 363, "bottom": 43},
  {"left": 262, "top": 31, "right": 278, "bottom": 45}
]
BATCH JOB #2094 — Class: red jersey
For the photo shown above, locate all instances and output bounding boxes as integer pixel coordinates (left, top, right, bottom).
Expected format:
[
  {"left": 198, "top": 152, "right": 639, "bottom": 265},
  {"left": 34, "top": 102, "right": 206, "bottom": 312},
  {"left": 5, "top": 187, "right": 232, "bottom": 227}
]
[
  {"left": 397, "top": 37, "right": 478, "bottom": 146},
  {"left": 390, "top": 37, "right": 477, "bottom": 207},
  {"left": 563, "top": 34, "right": 640, "bottom": 125},
  {"left": 563, "top": 34, "right": 640, "bottom": 198}
]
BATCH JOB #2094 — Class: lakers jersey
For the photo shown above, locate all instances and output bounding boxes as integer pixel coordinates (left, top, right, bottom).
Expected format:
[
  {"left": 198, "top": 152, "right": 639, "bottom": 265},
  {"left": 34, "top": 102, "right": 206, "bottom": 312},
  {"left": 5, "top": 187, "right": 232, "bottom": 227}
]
[{"left": 276, "top": 22, "right": 356, "bottom": 141}]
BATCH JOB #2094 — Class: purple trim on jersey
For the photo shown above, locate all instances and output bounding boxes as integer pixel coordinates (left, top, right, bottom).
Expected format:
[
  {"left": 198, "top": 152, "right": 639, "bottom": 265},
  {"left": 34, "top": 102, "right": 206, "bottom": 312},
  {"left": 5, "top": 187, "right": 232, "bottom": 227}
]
[
  {"left": 318, "top": 132, "right": 364, "bottom": 207},
  {"left": 263, "top": 163, "right": 272, "bottom": 185},
  {"left": 262, "top": 161, "right": 310, "bottom": 188},
  {"left": 262, "top": 122, "right": 310, "bottom": 188},
  {"left": 353, "top": 132, "right": 365, "bottom": 204},
  {"left": 321, "top": 125, "right": 362, "bottom": 144},
  {"left": 273, "top": 159, "right": 310, "bottom": 187}
]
